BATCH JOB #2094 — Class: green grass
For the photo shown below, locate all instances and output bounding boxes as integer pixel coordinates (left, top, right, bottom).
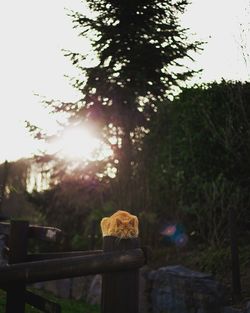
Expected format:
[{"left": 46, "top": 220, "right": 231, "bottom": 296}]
[
  {"left": 0, "top": 290, "right": 5, "bottom": 312},
  {"left": 0, "top": 289, "right": 100, "bottom": 313}
]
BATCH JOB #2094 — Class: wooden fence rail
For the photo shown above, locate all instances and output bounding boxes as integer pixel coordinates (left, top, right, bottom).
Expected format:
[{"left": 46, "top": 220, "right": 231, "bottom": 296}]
[
  {"left": 0, "top": 220, "right": 147, "bottom": 313},
  {"left": 0, "top": 248, "right": 145, "bottom": 284},
  {"left": 0, "top": 221, "right": 62, "bottom": 242},
  {"left": 27, "top": 249, "right": 103, "bottom": 261}
]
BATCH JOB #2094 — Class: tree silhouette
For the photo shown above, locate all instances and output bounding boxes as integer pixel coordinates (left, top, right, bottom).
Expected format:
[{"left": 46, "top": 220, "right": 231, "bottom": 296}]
[{"left": 33, "top": 0, "right": 201, "bottom": 209}]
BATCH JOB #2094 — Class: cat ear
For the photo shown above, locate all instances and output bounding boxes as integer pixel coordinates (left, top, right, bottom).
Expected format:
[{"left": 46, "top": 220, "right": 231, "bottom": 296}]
[
  {"left": 116, "top": 218, "right": 122, "bottom": 226},
  {"left": 129, "top": 219, "right": 135, "bottom": 227}
]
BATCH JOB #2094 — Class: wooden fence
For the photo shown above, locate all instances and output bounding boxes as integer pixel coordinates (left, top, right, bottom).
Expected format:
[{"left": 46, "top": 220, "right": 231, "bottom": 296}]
[{"left": 0, "top": 220, "right": 147, "bottom": 313}]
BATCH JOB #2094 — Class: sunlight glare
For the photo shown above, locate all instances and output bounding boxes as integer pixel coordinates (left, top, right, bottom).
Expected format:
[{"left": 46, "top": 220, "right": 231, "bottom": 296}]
[{"left": 51, "top": 127, "right": 113, "bottom": 161}]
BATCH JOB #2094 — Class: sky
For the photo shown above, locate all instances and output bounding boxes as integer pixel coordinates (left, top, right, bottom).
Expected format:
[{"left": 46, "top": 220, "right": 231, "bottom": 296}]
[{"left": 0, "top": 0, "right": 249, "bottom": 163}]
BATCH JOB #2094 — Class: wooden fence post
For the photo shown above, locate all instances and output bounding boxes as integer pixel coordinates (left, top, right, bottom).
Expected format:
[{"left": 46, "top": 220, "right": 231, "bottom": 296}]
[
  {"left": 101, "top": 237, "right": 140, "bottom": 313},
  {"left": 229, "top": 207, "right": 241, "bottom": 302},
  {"left": 5, "top": 220, "right": 29, "bottom": 313}
]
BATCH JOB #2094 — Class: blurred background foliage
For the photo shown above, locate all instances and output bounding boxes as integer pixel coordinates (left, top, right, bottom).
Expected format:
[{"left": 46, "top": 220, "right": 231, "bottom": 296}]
[{"left": 1, "top": 81, "right": 250, "bottom": 252}]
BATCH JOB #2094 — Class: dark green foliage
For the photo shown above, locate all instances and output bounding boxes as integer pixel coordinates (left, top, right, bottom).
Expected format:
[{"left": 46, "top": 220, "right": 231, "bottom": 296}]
[
  {"left": 146, "top": 81, "right": 250, "bottom": 183},
  {"left": 143, "top": 81, "right": 250, "bottom": 245},
  {"left": 198, "top": 246, "right": 231, "bottom": 277}
]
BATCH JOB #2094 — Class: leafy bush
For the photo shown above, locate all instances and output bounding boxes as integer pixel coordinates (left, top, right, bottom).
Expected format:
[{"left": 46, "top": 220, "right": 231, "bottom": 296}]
[{"left": 197, "top": 246, "right": 231, "bottom": 278}]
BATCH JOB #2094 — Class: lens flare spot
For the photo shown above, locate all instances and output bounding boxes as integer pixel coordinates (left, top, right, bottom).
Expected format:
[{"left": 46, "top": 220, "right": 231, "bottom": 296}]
[
  {"left": 161, "top": 225, "right": 176, "bottom": 237},
  {"left": 161, "top": 223, "right": 188, "bottom": 248},
  {"left": 174, "top": 233, "right": 188, "bottom": 247}
]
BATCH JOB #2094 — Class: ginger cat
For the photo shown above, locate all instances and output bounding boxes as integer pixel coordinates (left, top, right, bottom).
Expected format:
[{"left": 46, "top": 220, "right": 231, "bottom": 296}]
[{"left": 100, "top": 210, "right": 139, "bottom": 239}]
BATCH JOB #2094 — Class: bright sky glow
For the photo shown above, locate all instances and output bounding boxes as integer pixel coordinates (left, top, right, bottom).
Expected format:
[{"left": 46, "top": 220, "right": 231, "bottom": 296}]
[
  {"left": 0, "top": 0, "right": 249, "bottom": 162},
  {"left": 181, "top": 0, "right": 250, "bottom": 83}
]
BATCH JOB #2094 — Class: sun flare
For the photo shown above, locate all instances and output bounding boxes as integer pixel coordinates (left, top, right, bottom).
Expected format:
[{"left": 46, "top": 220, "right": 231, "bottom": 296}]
[{"left": 50, "top": 126, "right": 113, "bottom": 161}]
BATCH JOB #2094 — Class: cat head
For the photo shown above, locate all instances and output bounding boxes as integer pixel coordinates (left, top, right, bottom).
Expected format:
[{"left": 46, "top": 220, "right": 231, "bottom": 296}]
[{"left": 114, "top": 217, "right": 138, "bottom": 238}]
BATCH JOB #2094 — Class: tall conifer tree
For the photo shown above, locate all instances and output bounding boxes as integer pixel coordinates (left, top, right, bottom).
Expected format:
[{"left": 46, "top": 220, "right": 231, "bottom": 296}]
[{"left": 45, "top": 0, "right": 201, "bottom": 208}]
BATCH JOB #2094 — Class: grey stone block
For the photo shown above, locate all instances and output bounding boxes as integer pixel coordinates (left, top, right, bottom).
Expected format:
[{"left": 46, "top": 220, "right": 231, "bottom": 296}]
[
  {"left": 149, "top": 265, "right": 225, "bottom": 313},
  {"left": 86, "top": 274, "right": 102, "bottom": 305}
]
